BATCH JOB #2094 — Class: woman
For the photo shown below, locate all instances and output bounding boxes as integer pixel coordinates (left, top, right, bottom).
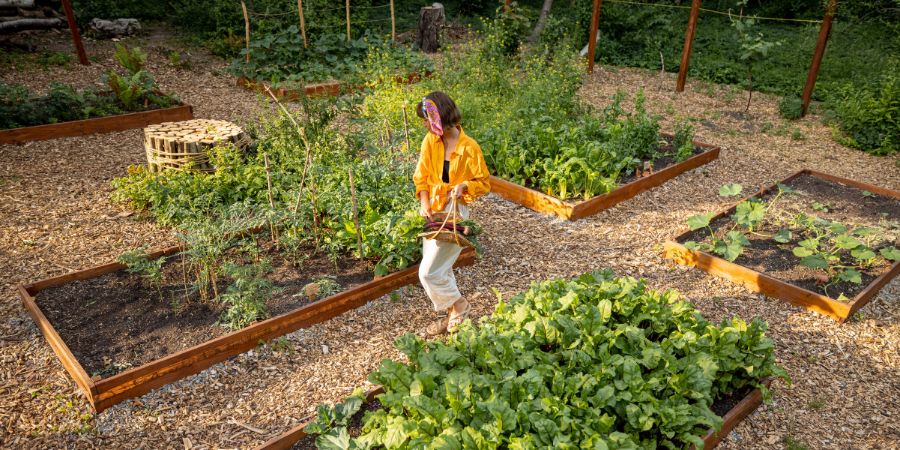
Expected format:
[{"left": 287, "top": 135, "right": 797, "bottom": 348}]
[{"left": 413, "top": 91, "right": 490, "bottom": 335}]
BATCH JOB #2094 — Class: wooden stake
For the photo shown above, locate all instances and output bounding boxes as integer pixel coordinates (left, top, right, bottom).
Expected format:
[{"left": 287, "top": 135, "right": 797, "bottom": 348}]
[
  {"left": 60, "top": 0, "right": 88, "bottom": 66},
  {"left": 676, "top": 0, "right": 701, "bottom": 92},
  {"left": 241, "top": 1, "right": 250, "bottom": 63},
  {"left": 384, "top": 119, "right": 393, "bottom": 154},
  {"left": 390, "top": 0, "right": 396, "bottom": 41},
  {"left": 346, "top": 0, "right": 351, "bottom": 41},
  {"left": 292, "top": 128, "right": 313, "bottom": 214},
  {"left": 659, "top": 51, "right": 665, "bottom": 92},
  {"left": 401, "top": 104, "right": 411, "bottom": 154},
  {"left": 801, "top": 0, "right": 839, "bottom": 117},
  {"left": 349, "top": 169, "right": 363, "bottom": 260},
  {"left": 298, "top": 0, "right": 307, "bottom": 48},
  {"left": 263, "top": 152, "right": 279, "bottom": 248},
  {"left": 586, "top": 0, "right": 602, "bottom": 74}
]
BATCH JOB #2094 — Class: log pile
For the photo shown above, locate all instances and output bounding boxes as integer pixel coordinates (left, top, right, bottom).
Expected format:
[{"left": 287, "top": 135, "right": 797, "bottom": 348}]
[
  {"left": 143, "top": 119, "right": 251, "bottom": 173},
  {"left": 0, "top": 0, "right": 65, "bottom": 35}
]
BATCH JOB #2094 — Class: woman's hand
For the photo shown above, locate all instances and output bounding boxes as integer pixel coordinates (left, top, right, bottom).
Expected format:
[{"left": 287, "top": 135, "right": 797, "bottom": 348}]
[
  {"left": 419, "top": 194, "right": 433, "bottom": 221},
  {"left": 451, "top": 182, "right": 468, "bottom": 199}
]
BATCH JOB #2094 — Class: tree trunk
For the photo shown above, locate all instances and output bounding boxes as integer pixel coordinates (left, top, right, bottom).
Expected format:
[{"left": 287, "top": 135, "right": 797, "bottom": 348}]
[
  {"left": 527, "top": 0, "right": 553, "bottom": 43},
  {"left": 415, "top": 5, "right": 444, "bottom": 53},
  {"left": 0, "top": 17, "right": 62, "bottom": 33}
]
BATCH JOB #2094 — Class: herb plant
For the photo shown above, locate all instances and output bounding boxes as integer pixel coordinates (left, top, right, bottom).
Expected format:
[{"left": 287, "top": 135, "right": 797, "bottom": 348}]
[
  {"left": 305, "top": 270, "right": 789, "bottom": 450},
  {"left": 117, "top": 245, "right": 167, "bottom": 300}
]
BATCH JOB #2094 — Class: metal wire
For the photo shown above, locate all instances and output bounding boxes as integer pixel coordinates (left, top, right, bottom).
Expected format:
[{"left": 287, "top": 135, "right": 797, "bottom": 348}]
[{"left": 603, "top": 0, "right": 823, "bottom": 23}]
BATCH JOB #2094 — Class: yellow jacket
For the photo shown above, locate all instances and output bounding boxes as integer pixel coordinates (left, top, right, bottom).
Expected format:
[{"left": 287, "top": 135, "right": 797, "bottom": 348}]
[{"left": 413, "top": 126, "right": 491, "bottom": 213}]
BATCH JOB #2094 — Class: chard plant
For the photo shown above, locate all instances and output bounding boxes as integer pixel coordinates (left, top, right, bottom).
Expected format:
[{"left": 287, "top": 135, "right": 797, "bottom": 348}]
[{"left": 304, "top": 271, "right": 790, "bottom": 450}]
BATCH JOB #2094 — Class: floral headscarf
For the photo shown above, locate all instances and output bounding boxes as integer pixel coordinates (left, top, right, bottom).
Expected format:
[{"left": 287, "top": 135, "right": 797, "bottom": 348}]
[{"left": 421, "top": 97, "right": 443, "bottom": 136}]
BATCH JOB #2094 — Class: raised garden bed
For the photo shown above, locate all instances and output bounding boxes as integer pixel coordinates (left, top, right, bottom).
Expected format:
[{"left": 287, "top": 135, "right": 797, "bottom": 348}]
[
  {"left": 0, "top": 91, "right": 194, "bottom": 146},
  {"left": 251, "top": 379, "right": 773, "bottom": 450},
  {"left": 18, "top": 243, "right": 475, "bottom": 412},
  {"left": 490, "top": 133, "right": 720, "bottom": 221},
  {"left": 237, "top": 71, "right": 431, "bottom": 101},
  {"left": 665, "top": 169, "right": 900, "bottom": 323}
]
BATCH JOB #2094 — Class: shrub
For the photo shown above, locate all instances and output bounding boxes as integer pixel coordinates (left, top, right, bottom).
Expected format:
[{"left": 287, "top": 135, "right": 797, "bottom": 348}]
[
  {"left": 778, "top": 95, "right": 803, "bottom": 120},
  {"left": 829, "top": 69, "right": 900, "bottom": 155}
]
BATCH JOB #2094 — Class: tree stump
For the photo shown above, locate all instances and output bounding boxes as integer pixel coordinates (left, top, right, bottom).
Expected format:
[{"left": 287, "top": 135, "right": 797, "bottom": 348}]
[
  {"left": 143, "top": 119, "right": 251, "bottom": 173},
  {"left": 415, "top": 4, "right": 444, "bottom": 53}
]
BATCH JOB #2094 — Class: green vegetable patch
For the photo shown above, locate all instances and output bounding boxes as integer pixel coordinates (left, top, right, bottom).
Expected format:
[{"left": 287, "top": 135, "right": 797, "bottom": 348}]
[{"left": 303, "top": 270, "right": 789, "bottom": 450}]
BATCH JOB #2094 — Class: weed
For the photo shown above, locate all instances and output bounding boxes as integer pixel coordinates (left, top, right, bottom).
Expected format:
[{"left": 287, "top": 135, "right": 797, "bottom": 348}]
[
  {"left": 791, "top": 128, "right": 806, "bottom": 141},
  {"left": 269, "top": 337, "right": 295, "bottom": 355},
  {"left": 91, "top": 361, "right": 133, "bottom": 377},
  {"left": 779, "top": 95, "right": 803, "bottom": 120},
  {"left": 807, "top": 395, "right": 828, "bottom": 409},
  {"left": 118, "top": 245, "right": 166, "bottom": 299}
]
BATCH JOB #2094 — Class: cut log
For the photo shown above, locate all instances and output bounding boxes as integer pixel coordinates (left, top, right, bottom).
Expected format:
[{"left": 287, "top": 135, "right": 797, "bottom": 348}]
[
  {"left": 415, "top": 5, "right": 444, "bottom": 53},
  {"left": 88, "top": 18, "right": 141, "bottom": 38},
  {"left": 0, "top": 17, "right": 62, "bottom": 33},
  {"left": 144, "top": 119, "right": 251, "bottom": 173},
  {"left": 0, "top": 0, "right": 34, "bottom": 7}
]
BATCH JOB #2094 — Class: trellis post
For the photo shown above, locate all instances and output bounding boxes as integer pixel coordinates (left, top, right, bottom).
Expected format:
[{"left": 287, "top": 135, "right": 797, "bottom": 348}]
[
  {"left": 676, "top": 0, "right": 701, "bottom": 92},
  {"left": 346, "top": 0, "right": 351, "bottom": 41},
  {"left": 586, "top": 0, "right": 602, "bottom": 74},
  {"left": 801, "top": 0, "right": 839, "bottom": 117},
  {"left": 60, "top": 0, "right": 88, "bottom": 66},
  {"left": 298, "top": 0, "right": 307, "bottom": 48}
]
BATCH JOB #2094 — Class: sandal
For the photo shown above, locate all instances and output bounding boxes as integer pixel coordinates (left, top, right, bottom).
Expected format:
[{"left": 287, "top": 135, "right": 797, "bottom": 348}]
[
  {"left": 425, "top": 315, "right": 449, "bottom": 336},
  {"left": 447, "top": 302, "right": 472, "bottom": 333}
]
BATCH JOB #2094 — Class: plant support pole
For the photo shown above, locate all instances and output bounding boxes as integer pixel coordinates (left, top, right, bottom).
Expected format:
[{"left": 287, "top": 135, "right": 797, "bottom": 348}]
[
  {"left": 349, "top": 169, "right": 363, "bottom": 260},
  {"left": 801, "top": 0, "right": 839, "bottom": 117},
  {"left": 346, "top": 0, "right": 351, "bottom": 41},
  {"left": 586, "top": 0, "right": 602, "bottom": 74},
  {"left": 241, "top": 1, "right": 250, "bottom": 63},
  {"left": 298, "top": 0, "right": 307, "bottom": 48},
  {"left": 401, "top": 104, "right": 411, "bottom": 154},
  {"left": 390, "top": 0, "right": 396, "bottom": 41},
  {"left": 676, "top": 0, "right": 701, "bottom": 92},
  {"left": 60, "top": 0, "right": 88, "bottom": 66}
]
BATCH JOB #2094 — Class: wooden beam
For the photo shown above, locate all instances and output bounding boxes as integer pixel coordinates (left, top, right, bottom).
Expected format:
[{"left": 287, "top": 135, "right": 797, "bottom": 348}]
[
  {"left": 59, "top": 0, "right": 88, "bottom": 66},
  {"left": 345, "top": 0, "right": 350, "bottom": 41},
  {"left": 297, "top": 0, "right": 307, "bottom": 48},
  {"left": 676, "top": 0, "right": 701, "bottom": 92},
  {"left": 801, "top": 0, "right": 838, "bottom": 117},
  {"left": 586, "top": 0, "right": 602, "bottom": 74}
]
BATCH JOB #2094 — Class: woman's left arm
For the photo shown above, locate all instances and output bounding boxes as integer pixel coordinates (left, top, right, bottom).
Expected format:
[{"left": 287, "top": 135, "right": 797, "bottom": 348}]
[{"left": 458, "top": 142, "right": 491, "bottom": 201}]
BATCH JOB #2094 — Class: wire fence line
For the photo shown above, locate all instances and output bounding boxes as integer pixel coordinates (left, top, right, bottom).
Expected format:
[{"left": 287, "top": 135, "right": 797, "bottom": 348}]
[
  {"left": 237, "top": 1, "right": 392, "bottom": 18},
  {"left": 604, "top": 0, "right": 824, "bottom": 23}
]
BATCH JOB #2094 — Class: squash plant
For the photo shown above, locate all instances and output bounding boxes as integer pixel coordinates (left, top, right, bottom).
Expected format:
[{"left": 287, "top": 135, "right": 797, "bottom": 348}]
[{"left": 305, "top": 271, "right": 789, "bottom": 450}]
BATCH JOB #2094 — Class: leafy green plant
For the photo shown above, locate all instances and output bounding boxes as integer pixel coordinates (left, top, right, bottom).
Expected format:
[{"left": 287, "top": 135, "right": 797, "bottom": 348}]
[
  {"left": 307, "top": 270, "right": 789, "bottom": 449},
  {"left": 672, "top": 119, "right": 695, "bottom": 162},
  {"left": 113, "top": 44, "right": 147, "bottom": 75},
  {"left": 730, "top": 0, "right": 781, "bottom": 111},
  {"left": 117, "top": 245, "right": 167, "bottom": 299},
  {"left": 779, "top": 95, "right": 803, "bottom": 120},
  {"left": 719, "top": 184, "right": 744, "bottom": 197},
  {"left": 217, "top": 259, "right": 279, "bottom": 331},
  {"left": 103, "top": 70, "right": 149, "bottom": 110},
  {"left": 829, "top": 70, "right": 900, "bottom": 155}
]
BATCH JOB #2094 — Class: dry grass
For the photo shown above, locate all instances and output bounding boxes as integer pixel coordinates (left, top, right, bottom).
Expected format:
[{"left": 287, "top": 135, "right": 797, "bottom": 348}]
[{"left": 1, "top": 29, "right": 899, "bottom": 450}]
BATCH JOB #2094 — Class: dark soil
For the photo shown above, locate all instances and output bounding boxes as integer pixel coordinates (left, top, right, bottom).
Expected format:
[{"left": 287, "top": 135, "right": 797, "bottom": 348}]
[
  {"left": 710, "top": 384, "right": 754, "bottom": 417},
  {"left": 36, "top": 238, "right": 377, "bottom": 378},
  {"left": 290, "top": 399, "right": 386, "bottom": 450},
  {"left": 681, "top": 174, "right": 900, "bottom": 300}
]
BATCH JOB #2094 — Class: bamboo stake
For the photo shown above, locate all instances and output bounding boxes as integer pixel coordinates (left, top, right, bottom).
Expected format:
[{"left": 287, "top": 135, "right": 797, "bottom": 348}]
[
  {"left": 390, "top": 0, "right": 396, "bottom": 41},
  {"left": 259, "top": 85, "right": 312, "bottom": 216},
  {"left": 298, "top": 0, "right": 307, "bottom": 48},
  {"left": 401, "top": 104, "right": 411, "bottom": 154},
  {"left": 241, "top": 1, "right": 250, "bottom": 63},
  {"left": 384, "top": 119, "right": 393, "bottom": 155},
  {"left": 310, "top": 176, "right": 320, "bottom": 251},
  {"left": 263, "top": 152, "right": 279, "bottom": 249},
  {"left": 349, "top": 169, "right": 363, "bottom": 260},
  {"left": 345, "top": 0, "right": 351, "bottom": 41},
  {"left": 659, "top": 52, "right": 665, "bottom": 92}
]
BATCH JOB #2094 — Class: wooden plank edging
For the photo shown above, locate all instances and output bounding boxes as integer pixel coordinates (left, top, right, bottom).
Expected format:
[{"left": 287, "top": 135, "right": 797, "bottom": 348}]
[
  {"left": 665, "top": 169, "right": 900, "bottom": 323},
  {"left": 489, "top": 134, "right": 721, "bottom": 221},
  {"left": 237, "top": 71, "right": 431, "bottom": 101},
  {"left": 18, "top": 246, "right": 474, "bottom": 412},
  {"left": 0, "top": 93, "right": 194, "bottom": 146},
  {"left": 253, "top": 379, "right": 772, "bottom": 450}
]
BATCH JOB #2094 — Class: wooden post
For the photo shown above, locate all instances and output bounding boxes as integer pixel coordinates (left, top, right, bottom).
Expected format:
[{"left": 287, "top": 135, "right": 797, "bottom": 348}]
[
  {"left": 586, "top": 0, "right": 602, "bottom": 74},
  {"left": 345, "top": 0, "right": 351, "bottom": 41},
  {"left": 60, "top": 0, "right": 88, "bottom": 66},
  {"left": 390, "top": 0, "right": 396, "bottom": 41},
  {"left": 349, "top": 169, "right": 363, "bottom": 260},
  {"left": 676, "top": 0, "right": 701, "bottom": 92},
  {"left": 263, "top": 152, "right": 274, "bottom": 208},
  {"left": 505, "top": 0, "right": 511, "bottom": 12},
  {"left": 241, "top": 1, "right": 250, "bottom": 63},
  {"left": 401, "top": 104, "right": 411, "bottom": 154},
  {"left": 298, "top": 0, "right": 307, "bottom": 48},
  {"left": 801, "top": 0, "right": 839, "bottom": 117},
  {"left": 384, "top": 119, "right": 392, "bottom": 154}
]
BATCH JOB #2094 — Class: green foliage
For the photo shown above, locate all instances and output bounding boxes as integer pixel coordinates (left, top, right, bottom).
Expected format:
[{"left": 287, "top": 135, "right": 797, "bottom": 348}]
[
  {"left": 310, "top": 271, "right": 789, "bottom": 449},
  {"left": 113, "top": 44, "right": 147, "bottom": 75},
  {"left": 672, "top": 119, "right": 695, "bottom": 162},
  {"left": 719, "top": 184, "right": 744, "bottom": 197},
  {"left": 217, "top": 259, "right": 279, "bottom": 331},
  {"left": 492, "top": 1, "right": 533, "bottom": 55},
  {"left": 778, "top": 95, "right": 803, "bottom": 120},
  {"left": 117, "top": 245, "right": 167, "bottom": 299},
  {"left": 102, "top": 70, "right": 149, "bottom": 110},
  {"left": 828, "top": 69, "right": 900, "bottom": 155}
]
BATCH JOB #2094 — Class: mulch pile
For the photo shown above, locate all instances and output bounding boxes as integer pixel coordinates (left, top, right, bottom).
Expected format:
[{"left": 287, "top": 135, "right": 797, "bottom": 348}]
[{"left": 1, "top": 27, "right": 899, "bottom": 450}]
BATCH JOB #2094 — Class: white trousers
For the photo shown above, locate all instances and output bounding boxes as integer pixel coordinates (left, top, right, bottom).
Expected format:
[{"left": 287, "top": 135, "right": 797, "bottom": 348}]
[{"left": 418, "top": 198, "right": 470, "bottom": 311}]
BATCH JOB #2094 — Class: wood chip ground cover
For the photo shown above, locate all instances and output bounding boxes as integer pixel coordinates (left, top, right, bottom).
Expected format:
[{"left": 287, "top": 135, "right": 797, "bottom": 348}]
[{"left": 1, "top": 28, "right": 899, "bottom": 449}]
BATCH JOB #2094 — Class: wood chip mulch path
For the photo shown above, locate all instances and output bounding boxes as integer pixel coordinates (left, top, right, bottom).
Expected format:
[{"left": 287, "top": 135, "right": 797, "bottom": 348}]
[{"left": 1, "top": 30, "right": 899, "bottom": 449}]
